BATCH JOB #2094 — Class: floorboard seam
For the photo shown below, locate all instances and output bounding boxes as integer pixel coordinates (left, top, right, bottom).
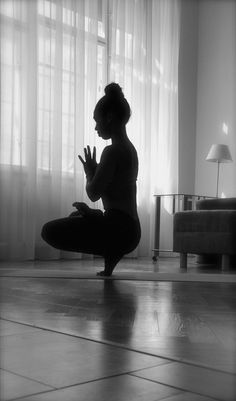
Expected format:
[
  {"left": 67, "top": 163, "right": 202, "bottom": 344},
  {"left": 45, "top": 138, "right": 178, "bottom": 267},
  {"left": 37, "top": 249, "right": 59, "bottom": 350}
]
[
  {"left": 1, "top": 272, "right": 236, "bottom": 283},
  {"left": 0, "top": 292, "right": 77, "bottom": 309},
  {"left": 8, "top": 372, "right": 147, "bottom": 401},
  {"left": 1, "top": 317, "right": 235, "bottom": 377},
  {"left": 7, "top": 390, "right": 57, "bottom": 401},
  {"left": 123, "top": 361, "right": 173, "bottom": 374},
  {"left": 0, "top": 367, "right": 56, "bottom": 389},
  {"left": 127, "top": 373, "right": 221, "bottom": 401}
]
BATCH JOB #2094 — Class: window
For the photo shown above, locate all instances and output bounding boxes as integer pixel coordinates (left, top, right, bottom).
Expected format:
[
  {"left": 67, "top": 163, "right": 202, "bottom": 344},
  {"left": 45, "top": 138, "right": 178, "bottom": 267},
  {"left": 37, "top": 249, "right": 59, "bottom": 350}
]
[
  {"left": 0, "top": 0, "right": 108, "bottom": 172},
  {"left": 37, "top": 0, "right": 108, "bottom": 172},
  {"left": 0, "top": 1, "right": 25, "bottom": 166}
]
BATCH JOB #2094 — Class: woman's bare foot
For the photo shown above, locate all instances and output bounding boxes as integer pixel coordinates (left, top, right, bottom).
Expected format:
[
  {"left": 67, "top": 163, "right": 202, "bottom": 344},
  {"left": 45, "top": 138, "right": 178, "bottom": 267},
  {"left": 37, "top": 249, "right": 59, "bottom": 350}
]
[
  {"left": 96, "top": 255, "right": 122, "bottom": 277},
  {"left": 96, "top": 270, "right": 111, "bottom": 277}
]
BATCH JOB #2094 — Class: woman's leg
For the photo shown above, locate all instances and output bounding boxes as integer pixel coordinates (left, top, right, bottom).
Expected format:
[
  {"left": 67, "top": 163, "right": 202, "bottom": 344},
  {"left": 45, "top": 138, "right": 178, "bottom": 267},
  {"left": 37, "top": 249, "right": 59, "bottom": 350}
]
[
  {"left": 41, "top": 209, "right": 141, "bottom": 276},
  {"left": 41, "top": 212, "right": 105, "bottom": 256},
  {"left": 97, "top": 211, "right": 141, "bottom": 276}
]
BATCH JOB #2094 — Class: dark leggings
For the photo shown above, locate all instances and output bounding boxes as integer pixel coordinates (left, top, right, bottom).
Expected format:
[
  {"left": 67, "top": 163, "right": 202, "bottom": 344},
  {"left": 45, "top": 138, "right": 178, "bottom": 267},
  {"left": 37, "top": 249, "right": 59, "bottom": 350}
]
[{"left": 41, "top": 209, "right": 141, "bottom": 261}]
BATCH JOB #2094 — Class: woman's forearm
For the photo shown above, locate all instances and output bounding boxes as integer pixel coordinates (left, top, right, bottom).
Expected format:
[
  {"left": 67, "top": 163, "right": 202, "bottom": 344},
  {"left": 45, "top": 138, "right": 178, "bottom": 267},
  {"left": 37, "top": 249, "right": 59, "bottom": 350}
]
[{"left": 86, "top": 178, "right": 100, "bottom": 202}]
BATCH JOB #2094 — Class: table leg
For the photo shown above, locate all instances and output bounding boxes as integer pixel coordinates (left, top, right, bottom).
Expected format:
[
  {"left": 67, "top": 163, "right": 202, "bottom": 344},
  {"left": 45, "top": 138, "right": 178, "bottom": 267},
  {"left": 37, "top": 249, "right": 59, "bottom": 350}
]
[
  {"left": 153, "top": 196, "right": 161, "bottom": 261},
  {"left": 180, "top": 253, "right": 187, "bottom": 269}
]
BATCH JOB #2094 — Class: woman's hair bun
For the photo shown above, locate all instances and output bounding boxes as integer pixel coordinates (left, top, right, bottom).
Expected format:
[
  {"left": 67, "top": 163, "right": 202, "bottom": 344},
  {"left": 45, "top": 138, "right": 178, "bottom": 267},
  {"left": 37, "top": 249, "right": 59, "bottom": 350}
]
[
  {"left": 94, "top": 82, "right": 131, "bottom": 124},
  {"left": 104, "top": 82, "right": 124, "bottom": 99}
]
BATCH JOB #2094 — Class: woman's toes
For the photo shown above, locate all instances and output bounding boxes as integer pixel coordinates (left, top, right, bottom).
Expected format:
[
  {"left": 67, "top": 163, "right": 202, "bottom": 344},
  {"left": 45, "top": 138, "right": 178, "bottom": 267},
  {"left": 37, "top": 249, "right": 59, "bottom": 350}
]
[{"left": 96, "top": 270, "right": 111, "bottom": 277}]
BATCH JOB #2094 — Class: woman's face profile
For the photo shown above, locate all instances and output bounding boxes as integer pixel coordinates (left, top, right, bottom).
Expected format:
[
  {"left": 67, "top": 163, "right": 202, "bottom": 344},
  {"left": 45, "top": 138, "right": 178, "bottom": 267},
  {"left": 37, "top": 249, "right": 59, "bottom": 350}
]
[{"left": 94, "top": 114, "right": 111, "bottom": 140}]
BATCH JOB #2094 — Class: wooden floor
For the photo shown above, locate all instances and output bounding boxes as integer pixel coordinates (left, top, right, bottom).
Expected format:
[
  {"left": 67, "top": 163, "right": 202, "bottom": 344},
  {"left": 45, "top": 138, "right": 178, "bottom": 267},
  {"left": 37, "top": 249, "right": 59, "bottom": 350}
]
[{"left": 0, "top": 257, "right": 236, "bottom": 401}]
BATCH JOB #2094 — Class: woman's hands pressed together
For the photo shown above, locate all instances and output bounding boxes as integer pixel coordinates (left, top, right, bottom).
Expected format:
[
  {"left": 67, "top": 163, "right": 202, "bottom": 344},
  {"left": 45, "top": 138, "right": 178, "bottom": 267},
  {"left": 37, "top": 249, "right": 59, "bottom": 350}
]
[{"left": 78, "top": 145, "right": 97, "bottom": 181}]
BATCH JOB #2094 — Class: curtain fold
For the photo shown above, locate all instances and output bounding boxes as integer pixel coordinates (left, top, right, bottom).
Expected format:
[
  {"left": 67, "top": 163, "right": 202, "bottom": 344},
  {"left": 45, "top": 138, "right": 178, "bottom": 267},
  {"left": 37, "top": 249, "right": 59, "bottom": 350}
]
[
  {"left": 109, "top": 0, "right": 180, "bottom": 254},
  {"left": 0, "top": 0, "right": 101, "bottom": 259},
  {"left": 0, "top": 0, "right": 181, "bottom": 260}
]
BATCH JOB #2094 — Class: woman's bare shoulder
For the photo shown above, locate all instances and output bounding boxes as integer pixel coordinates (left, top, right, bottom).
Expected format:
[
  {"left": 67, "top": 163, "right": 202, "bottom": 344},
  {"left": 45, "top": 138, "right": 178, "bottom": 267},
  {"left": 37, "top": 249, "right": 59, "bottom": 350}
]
[
  {"left": 101, "top": 144, "right": 121, "bottom": 158},
  {"left": 101, "top": 141, "right": 137, "bottom": 163},
  {"left": 99, "top": 145, "right": 119, "bottom": 167}
]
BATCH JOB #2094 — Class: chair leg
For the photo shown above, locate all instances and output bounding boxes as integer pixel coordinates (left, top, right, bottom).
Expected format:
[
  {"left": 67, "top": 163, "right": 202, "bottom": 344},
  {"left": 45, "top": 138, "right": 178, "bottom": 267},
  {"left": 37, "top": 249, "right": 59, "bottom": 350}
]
[
  {"left": 221, "top": 254, "right": 230, "bottom": 270},
  {"left": 180, "top": 253, "right": 187, "bottom": 269}
]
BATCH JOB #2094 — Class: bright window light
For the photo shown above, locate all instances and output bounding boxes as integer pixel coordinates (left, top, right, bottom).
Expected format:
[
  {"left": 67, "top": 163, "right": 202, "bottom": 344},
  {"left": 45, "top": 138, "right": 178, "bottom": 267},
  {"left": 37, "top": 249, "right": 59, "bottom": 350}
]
[{"left": 222, "top": 122, "right": 229, "bottom": 135}]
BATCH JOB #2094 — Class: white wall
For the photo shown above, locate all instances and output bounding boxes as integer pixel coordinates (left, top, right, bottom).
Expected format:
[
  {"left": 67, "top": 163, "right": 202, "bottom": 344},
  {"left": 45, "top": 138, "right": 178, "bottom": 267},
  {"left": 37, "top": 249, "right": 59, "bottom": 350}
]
[
  {"left": 178, "top": 0, "right": 198, "bottom": 194},
  {"left": 195, "top": 0, "right": 236, "bottom": 197}
]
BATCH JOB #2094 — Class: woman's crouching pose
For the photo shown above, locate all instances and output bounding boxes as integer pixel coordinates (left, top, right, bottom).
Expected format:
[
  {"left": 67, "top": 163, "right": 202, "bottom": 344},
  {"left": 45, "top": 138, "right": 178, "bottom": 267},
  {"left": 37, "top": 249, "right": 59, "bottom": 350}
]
[{"left": 41, "top": 83, "right": 141, "bottom": 276}]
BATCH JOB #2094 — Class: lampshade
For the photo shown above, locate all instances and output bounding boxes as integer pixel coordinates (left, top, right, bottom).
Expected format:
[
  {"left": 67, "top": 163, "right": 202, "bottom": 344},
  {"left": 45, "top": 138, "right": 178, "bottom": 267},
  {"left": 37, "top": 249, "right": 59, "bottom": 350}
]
[{"left": 206, "top": 144, "right": 232, "bottom": 163}]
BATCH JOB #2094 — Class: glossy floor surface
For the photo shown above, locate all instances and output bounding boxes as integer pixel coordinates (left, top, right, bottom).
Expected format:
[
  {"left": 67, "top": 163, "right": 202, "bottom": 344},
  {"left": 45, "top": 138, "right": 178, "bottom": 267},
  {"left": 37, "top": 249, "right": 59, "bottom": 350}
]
[{"left": 0, "top": 257, "right": 236, "bottom": 401}]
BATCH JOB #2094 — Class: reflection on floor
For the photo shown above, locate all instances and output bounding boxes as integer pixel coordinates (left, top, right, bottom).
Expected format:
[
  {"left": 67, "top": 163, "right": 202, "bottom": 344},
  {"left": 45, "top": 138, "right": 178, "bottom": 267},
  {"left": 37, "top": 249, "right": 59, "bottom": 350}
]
[{"left": 0, "top": 257, "right": 236, "bottom": 401}]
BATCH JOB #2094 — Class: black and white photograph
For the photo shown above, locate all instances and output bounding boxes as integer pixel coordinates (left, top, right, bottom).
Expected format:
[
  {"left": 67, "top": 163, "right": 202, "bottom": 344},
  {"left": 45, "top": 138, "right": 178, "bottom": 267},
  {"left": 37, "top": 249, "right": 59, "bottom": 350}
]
[{"left": 0, "top": 0, "right": 236, "bottom": 400}]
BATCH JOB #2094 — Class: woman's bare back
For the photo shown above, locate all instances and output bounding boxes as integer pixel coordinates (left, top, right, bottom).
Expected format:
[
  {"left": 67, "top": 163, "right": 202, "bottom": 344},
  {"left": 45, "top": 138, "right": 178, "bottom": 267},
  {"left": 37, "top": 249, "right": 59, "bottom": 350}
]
[{"left": 101, "top": 140, "right": 138, "bottom": 219}]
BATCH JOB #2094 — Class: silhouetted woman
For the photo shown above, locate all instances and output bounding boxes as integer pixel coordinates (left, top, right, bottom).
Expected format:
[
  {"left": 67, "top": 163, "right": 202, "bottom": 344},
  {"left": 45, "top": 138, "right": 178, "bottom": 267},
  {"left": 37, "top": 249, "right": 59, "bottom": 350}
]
[{"left": 41, "top": 83, "right": 141, "bottom": 276}]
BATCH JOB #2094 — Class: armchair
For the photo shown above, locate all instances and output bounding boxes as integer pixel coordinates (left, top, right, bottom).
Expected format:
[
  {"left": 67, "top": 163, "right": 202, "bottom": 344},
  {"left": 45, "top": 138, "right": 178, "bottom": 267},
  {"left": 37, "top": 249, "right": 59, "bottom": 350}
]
[{"left": 173, "top": 198, "right": 236, "bottom": 269}]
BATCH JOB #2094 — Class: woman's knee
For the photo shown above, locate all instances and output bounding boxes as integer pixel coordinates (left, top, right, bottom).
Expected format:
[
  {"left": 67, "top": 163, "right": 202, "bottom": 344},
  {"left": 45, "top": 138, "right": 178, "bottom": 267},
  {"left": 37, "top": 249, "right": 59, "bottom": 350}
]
[{"left": 41, "top": 221, "right": 57, "bottom": 244}]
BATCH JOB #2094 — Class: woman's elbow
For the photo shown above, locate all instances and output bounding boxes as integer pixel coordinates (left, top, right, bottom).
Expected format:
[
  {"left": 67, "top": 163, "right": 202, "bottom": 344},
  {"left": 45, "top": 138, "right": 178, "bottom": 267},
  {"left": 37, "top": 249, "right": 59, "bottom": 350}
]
[
  {"left": 86, "top": 185, "right": 100, "bottom": 202},
  {"left": 88, "top": 193, "right": 100, "bottom": 202}
]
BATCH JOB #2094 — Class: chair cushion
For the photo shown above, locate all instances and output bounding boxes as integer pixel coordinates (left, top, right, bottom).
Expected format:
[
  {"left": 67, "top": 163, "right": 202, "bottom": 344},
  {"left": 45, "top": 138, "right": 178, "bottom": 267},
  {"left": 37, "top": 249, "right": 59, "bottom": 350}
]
[{"left": 173, "top": 210, "right": 236, "bottom": 255}]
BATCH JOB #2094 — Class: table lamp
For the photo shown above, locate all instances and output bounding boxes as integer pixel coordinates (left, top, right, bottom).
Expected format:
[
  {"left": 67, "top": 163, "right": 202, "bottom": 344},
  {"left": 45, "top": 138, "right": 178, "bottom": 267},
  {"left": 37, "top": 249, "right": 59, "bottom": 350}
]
[{"left": 206, "top": 144, "right": 232, "bottom": 197}]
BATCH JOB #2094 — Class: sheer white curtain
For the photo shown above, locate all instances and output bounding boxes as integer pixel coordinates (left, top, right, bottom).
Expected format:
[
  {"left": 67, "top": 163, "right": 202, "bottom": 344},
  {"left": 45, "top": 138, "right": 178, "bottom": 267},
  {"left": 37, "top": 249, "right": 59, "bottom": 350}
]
[
  {"left": 109, "top": 0, "right": 180, "bottom": 255},
  {"left": 0, "top": 0, "right": 105, "bottom": 260},
  {"left": 0, "top": 0, "right": 180, "bottom": 260}
]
